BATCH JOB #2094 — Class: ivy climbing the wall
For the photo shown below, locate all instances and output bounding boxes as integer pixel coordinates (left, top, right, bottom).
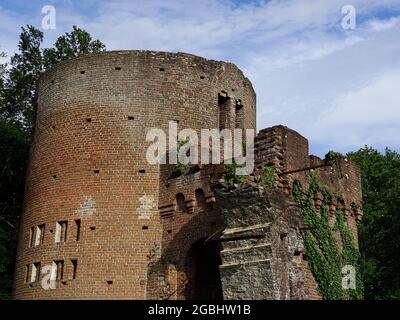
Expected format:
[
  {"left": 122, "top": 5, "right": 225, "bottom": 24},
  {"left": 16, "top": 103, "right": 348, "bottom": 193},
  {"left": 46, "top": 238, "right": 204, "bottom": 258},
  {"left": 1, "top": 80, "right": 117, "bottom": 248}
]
[
  {"left": 292, "top": 174, "right": 364, "bottom": 300},
  {"left": 258, "top": 165, "right": 275, "bottom": 189},
  {"left": 224, "top": 162, "right": 245, "bottom": 186}
]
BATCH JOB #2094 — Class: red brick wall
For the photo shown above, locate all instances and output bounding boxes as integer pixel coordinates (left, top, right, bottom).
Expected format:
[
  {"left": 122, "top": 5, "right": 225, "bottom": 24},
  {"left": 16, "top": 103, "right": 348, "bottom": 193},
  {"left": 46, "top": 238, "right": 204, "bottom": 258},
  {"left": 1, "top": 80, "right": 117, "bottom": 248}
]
[{"left": 14, "top": 51, "right": 256, "bottom": 299}]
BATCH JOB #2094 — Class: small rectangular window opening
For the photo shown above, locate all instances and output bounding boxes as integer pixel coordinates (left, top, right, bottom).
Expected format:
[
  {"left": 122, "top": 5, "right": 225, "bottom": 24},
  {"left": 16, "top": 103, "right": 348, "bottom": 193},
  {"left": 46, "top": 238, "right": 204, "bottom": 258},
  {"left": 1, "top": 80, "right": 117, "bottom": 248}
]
[
  {"left": 75, "top": 219, "right": 81, "bottom": 241},
  {"left": 29, "top": 226, "right": 34, "bottom": 248},
  {"left": 71, "top": 259, "right": 78, "bottom": 279},
  {"left": 31, "top": 262, "right": 41, "bottom": 283},
  {"left": 35, "top": 224, "right": 45, "bottom": 246},
  {"left": 55, "top": 221, "right": 68, "bottom": 243}
]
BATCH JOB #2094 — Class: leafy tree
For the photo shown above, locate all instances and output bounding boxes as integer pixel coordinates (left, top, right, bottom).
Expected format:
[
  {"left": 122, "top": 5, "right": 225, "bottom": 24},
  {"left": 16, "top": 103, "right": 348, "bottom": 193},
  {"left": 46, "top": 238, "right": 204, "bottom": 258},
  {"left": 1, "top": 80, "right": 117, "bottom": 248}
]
[
  {"left": 1, "top": 25, "right": 106, "bottom": 133},
  {"left": 0, "top": 25, "right": 105, "bottom": 300},
  {"left": 1, "top": 26, "right": 44, "bottom": 132},
  {"left": 348, "top": 147, "right": 400, "bottom": 299},
  {"left": 43, "top": 26, "right": 105, "bottom": 68},
  {"left": 0, "top": 122, "right": 30, "bottom": 299}
]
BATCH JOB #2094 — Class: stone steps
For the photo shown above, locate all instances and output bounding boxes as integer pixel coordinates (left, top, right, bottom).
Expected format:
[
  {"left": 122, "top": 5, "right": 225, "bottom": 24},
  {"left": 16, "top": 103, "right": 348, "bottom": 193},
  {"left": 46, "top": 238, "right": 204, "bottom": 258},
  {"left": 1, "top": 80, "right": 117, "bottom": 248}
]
[{"left": 220, "top": 243, "right": 272, "bottom": 266}]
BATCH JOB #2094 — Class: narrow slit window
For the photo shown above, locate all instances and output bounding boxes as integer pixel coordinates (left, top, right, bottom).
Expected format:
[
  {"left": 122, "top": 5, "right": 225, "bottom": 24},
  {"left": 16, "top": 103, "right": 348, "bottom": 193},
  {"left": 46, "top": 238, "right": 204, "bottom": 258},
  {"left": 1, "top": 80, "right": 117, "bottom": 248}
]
[
  {"left": 29, "top": 226, "right": 34, "bottom": 248},
  {"left": 25, "top": 265, "right": 30, "bottom": 283},
  {"left": 75, "top": 219, "right": 81, "bottom": 241},
  {"left": 31, "top": 262, "right": 41, "bottom": 283},
  {"left": 71, "top": 259, "right": 78, "bottom": 279},
  {"left": 53, "top": 260, "right": 64, "bottom": 281},
  {"left": 55, "top": 221, "right": 68, "bottom": 243},
  {"left": 35, "top": 224, "right": 45, "bottom": 246},
  {"left": 218, "top": 93, "right": 232, "bottom": 131}
]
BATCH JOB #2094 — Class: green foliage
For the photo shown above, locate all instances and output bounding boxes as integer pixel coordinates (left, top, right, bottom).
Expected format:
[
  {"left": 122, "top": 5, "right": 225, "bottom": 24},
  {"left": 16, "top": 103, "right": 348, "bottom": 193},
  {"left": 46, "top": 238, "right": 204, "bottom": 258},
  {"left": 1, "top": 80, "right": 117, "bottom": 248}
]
[
  {"left": 1, "top": 25, "right": 106, "bottom": 133},
  {"left": 325, "top": 150, "right": 342, "bottom": 161},
  {"left": 0, "top": 121, "right": 30, "bottom": 299},
  {"left": 1, "top": 26, "right": 44, "bottom": 132},
  {"left": 258, "top": 165, "right": 275, "bottom": 189},
  {"left": 0, "top": 25, "right": 105, "bottom": 300},
  {"left": 292, "top": 180, "right": 303, "bottom": 204},
  {"left": 292, "top": 174, "right": 363, "bottom": 300},
  {"left": 224, "top": 162, "right": 245, "bottom": 186},
  {"left": 176, "top": 138, "right": 190, "bottom": 175},
  {"left": 43, "top": 26, "right": 105, "bottom": 68},
  {"left": 348, "top": 147, "right": 400, "bottom": 299}
]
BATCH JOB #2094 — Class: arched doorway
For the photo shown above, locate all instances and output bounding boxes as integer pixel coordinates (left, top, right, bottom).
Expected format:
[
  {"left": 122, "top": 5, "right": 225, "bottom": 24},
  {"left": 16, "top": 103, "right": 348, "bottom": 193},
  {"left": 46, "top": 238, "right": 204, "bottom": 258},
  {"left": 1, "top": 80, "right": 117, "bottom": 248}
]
[{"left": 185, "top": 239, "right": 223, "bottom": 300}]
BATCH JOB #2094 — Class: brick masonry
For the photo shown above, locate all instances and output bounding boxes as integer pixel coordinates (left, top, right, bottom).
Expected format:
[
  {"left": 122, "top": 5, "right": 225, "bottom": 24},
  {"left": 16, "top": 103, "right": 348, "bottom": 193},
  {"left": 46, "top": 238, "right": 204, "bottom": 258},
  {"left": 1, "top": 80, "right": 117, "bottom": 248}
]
[{"left": 13, "top": 51, "right": 362, "bottom": 300}]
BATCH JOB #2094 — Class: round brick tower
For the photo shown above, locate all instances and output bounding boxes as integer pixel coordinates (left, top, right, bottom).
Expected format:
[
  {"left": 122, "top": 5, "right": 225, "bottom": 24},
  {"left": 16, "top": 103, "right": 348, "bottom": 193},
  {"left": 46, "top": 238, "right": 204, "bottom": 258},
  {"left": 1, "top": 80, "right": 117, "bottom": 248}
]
[{"left": 13, "top": 51, "right": 256, "bottom": 299}]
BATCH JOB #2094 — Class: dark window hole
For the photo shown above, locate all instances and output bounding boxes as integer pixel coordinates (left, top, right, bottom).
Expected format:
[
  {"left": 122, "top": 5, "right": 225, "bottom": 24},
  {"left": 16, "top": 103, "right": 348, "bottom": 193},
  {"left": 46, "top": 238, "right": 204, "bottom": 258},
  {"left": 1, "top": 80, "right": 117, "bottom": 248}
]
[
  {"left": 86, "top": 118, "right": 92, "bottom": 123},
  {"left": 107, "top": 280, "right": 113, "bottom": 285},
  {"left": 128, "top": 116, "right": 134, "bottom": 120},
  {"left": 90, "top": 226, "right": 96, "bottom": 230},
  {"left": 80, "top": 71, "right": 85, "bottom": 74},
  {"left": 167, "top": 230, "right": 172, "bottom": 234},
  {"left": 142, "top": 226, "right": 149, "bottom": 230},
  {"left": 159, "top": 68, "right": 165, "bottom": 72},
  {"left": 94, "top": 170, "right": 100, "bottom": 174},
  {"left": 200, "top": 75, "right": 205, "bottom": 79},
  {"left": 115, "top": 67, "right": 121, "bottom": 71},
  {"left": 139, "top": 169, "right": 146, "bottom": 174}
]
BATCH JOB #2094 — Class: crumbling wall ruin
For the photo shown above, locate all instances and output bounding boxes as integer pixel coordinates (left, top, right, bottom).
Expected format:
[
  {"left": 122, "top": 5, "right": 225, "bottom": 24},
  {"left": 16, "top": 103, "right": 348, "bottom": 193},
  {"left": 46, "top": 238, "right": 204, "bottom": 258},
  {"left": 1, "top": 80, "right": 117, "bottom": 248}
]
[{"left": 147, "top": 125, "right": 363, "bottom": 300}]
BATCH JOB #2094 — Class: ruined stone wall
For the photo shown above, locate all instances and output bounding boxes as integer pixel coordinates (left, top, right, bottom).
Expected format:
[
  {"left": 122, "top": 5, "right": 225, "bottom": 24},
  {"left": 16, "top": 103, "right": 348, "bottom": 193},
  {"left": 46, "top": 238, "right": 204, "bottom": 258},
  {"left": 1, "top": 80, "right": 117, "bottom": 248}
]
[
  {"left": 14, "top": 51, "right": 256, "bottom": 299},
  {"left": 254, "top": 125, "right": 363, "bottom": 299},
  {"left": 14, "top": 49, "right": 361, "bottom": 301}
]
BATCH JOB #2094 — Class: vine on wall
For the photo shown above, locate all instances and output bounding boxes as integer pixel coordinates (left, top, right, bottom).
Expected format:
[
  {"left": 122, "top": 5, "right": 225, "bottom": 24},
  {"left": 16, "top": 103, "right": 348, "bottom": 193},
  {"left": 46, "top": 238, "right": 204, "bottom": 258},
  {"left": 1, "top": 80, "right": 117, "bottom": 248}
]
[{"left": 292, "top": 174, "right": 364, "bottom": 300}]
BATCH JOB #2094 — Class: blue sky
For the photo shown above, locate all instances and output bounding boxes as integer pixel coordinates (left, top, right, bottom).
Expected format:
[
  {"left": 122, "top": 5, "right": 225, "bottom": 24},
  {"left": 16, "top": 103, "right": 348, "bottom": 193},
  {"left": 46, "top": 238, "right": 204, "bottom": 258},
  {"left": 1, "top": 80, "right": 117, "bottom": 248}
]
[{"left": 1, "top": 0, "right": 399, "bottom": 157}]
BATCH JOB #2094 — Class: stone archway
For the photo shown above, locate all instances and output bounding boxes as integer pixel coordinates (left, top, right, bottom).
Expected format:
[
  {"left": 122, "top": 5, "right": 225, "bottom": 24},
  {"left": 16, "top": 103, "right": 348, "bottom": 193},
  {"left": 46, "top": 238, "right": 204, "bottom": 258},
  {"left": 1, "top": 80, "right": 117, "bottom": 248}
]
[{"left": 184, "top": 239, "right": 223, "bottom": 300}]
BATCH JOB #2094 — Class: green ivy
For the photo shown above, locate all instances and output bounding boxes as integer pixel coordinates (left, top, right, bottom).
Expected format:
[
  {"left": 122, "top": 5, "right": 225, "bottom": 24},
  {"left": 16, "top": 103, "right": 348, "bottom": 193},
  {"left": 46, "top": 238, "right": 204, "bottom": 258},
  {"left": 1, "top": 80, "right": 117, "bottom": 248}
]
[
  {"left": 176, "top": 138, "right": 190, "bottom": 175},
  {"left": 292, "top": 174, "right": 364, "bottom": 300},
  {"left": 224, "top": 162, "right": 245, "bottom": 186},
  {"left": 259, "top": 165, "right": 275, "bottom": 189}
]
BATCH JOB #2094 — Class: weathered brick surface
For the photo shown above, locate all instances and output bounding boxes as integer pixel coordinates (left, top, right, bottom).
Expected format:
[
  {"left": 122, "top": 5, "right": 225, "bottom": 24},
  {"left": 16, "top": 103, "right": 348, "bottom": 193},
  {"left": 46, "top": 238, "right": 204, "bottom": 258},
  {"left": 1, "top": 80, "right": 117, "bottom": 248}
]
[
  {"left": 13, "top": 51, "right": 256, "bottom": 299},
  {"left": 254, "top": 125, "right": 363, "bottom": 300},
  {"left": 14, "top": 51, "right": 361, "bottom": 300}
]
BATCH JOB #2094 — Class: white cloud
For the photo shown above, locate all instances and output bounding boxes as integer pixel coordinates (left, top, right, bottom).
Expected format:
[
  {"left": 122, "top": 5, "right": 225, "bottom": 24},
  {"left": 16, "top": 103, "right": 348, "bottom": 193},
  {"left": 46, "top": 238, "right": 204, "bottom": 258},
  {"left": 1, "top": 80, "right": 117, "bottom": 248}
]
[
  {"left": 1, "top": 0, "right": 400, "bottom": 156},
  {"left": 312, "top": 70, "right": 400, "bottom": 153},
  {"left": 369, "top": 16, "right": 400, "bottom": 31}
]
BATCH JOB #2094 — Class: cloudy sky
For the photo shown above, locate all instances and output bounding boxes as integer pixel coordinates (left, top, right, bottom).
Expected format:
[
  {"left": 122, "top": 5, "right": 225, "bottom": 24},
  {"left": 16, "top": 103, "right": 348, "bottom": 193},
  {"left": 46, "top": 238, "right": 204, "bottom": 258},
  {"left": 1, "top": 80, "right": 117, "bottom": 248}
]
[{"left": 1, "top": 0, "right": 399, "bottom": 157}]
